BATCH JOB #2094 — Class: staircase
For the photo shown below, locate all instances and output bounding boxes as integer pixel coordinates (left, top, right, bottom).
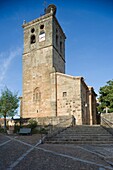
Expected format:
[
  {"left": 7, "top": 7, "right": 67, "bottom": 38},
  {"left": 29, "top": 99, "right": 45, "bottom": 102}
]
[{"left": 45, "top": 125, "right": 113, "bottom": 144}]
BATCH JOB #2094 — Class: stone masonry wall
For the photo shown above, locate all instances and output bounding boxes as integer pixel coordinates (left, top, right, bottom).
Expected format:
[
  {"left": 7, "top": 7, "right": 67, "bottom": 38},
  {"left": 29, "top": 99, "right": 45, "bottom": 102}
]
[
  {"left": 22, "top": 13, "right": 66, "bottom": 119},
  {"left": 52, "top": 17, "right": 66, "bottom": 73},
  {"left": 22, "top": 46, "right": 55, "bottom": 118},
  {"left": 21, "top": 10, "right": 97, "bottom": 126},
  {"left": 56, "top": 73, "right": 82, "bottom": 125},
  {"left": 101, "top": 113, "right": 113, "bottom": 123}
]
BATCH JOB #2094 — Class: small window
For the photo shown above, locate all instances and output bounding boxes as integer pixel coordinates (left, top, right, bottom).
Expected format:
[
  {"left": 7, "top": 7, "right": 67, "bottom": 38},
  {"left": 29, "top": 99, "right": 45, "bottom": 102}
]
[
  {"left": 31, "top": 35, "right": 36, "bottom": 44},
  {"left": 40, "top": 24, "right": 44, "bottom": 29},
  {"left": 63, "top": 92, "right": 67, "bottom": 97},
  {"left": 60, "top": 41, "right": 62, "bottom": 53},
  {"left": 31, "top": 28, "right": 35, "bottom": 33},
  {"left": 56, "top": 35, "right": 58, "bottom": 46}
]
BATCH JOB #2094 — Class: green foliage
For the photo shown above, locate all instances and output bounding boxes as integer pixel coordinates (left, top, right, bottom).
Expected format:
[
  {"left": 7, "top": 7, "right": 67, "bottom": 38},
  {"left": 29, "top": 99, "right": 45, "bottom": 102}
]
[
  {"left": 14, "top": 125, "right": 20, "bottom": 133},
  {"left": 0, "top": 87, "right": 19, "bottom": 129},
  {"left": 39, "top": 127, "right": 48, "bottom": 134},
  {"left": 0, "top": 127, "right": 4, "bottom": 133},
  {"left": 31, "top": 128, "right": 39, "bottom": 134},
  {"left": 32, "top": 127, "right": 48, "bottom": 134},
  {"left": 28, "top": 119, "right": 37, "bottom": 129},
  {"left": 98, "top": 80, "right": 113, "bottom": 113}
]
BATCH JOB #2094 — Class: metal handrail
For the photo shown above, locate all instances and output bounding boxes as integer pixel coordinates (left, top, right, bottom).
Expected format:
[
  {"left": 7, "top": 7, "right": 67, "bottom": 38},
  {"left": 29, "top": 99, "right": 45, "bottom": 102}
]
[
  {"left": 101, "top": 117, "right": 113, "bottom": 135},
  {"left": 42, "top": 116, "right": 72, "bottom": 143},
  {"left": 101, "top": 117, "right": 113, "bottom": 126}
]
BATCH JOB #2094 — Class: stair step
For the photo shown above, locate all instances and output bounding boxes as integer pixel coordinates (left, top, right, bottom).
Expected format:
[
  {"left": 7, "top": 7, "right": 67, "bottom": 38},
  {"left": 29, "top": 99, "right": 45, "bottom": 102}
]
[
  {"left": 46, "top": 140, "right": 113, "bottom": 144},
  {"left": 45, "top": 125, "right": 113, "bottom": 144},
  {"left": 59, "top": 133, "right": 111, "bottom": 136},
  {"left": 48, "top": 137, "right": 113, "bottom": 141}
]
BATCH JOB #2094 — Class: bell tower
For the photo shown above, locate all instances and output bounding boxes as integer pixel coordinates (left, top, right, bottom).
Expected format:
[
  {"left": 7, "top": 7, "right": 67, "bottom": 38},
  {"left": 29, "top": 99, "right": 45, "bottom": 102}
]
[{"left": 22, "top": 4, "right": 66, "bottom": 118}]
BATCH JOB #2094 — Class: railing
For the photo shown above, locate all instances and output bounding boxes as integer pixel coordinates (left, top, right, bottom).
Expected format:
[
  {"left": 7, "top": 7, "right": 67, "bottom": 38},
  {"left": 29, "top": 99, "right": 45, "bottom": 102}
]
[
  {"left": 42, "top": 116, "right": 72, "bottom": 143},
  {"left": 101, "top": 117, "right": 113, "bottom": 135}
]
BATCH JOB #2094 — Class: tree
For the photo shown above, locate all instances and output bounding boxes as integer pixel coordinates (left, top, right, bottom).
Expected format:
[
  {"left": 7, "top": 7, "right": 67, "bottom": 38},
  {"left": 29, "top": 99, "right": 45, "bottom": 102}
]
[
  {"left": 98, "top": 80, "right": 113, "bottom": 113},
  {"left": 0, "top": 87, "right": 19, "bottom": 130}
]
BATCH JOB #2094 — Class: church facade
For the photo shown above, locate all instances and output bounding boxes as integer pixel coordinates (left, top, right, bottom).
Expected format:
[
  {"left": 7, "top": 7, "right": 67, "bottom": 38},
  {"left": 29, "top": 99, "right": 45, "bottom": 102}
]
[{"left": 21, "top": 5, "right": 97, "bottom": 125}]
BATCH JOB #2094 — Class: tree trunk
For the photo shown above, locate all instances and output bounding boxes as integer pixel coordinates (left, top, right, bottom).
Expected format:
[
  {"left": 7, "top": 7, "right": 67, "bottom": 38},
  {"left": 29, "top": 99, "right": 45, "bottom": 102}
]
[{"left": 4, "top": 114, "right": 7, "bottom": 131}]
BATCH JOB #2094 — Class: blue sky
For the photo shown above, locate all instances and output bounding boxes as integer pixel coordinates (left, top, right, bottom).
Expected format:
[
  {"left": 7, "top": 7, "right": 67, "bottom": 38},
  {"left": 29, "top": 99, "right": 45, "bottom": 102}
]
[{"left": 0, "top": 0, "right": 113, "bottom": 97}]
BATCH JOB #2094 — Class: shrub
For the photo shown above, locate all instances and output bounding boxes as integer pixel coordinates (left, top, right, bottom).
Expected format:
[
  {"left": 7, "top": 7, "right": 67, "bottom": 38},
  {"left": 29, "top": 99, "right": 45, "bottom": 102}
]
[
  {"left": 39, "top": 127, "right": 48, "bottom": 134},
  {"left": 0, "top": 127, "right": 4, "bottom": 133},
  {"left": 14, "top": 125, "right": 20, "bottom": 133},
  {"left": 31, "top": 128, "right": 39, "bottom": 134},
  {"left": 28, "top": 119, "right": 37, "bottom": 129}
]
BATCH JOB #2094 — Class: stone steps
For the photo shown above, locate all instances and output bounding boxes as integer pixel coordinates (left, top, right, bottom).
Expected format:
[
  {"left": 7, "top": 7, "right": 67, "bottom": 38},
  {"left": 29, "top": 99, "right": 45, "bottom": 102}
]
[
  {"left": 52, "top": 136, "right": 113, "bottom": 140},
  {"left": 57, "top": 133, "right": 111, "bottom": 136},
  {"left": 46, "top": 140, "right": 113, "bottom": 144},
  {"left": 45, "top": 125, "right": 113, "bottom": 144},
  {"left": 47, "top": 135, "right": 113, "bottom": 141}
]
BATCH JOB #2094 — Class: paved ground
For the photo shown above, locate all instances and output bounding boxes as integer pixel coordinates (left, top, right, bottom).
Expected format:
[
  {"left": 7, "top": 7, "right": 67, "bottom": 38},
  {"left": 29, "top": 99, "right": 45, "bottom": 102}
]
[{"left": 0, "top": 133, "right": 113, "bottom": 170}]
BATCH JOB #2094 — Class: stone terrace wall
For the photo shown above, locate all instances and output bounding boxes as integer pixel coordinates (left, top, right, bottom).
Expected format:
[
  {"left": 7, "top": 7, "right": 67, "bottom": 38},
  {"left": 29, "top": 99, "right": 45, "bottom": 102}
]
[{"left": 101, "top": 113, "right": 113, "bottom": 123}]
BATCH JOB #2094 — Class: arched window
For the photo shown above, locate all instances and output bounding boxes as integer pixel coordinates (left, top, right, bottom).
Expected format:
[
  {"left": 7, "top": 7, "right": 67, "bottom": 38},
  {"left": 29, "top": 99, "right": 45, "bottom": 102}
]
[
  {"left": 33, "top": 88, "right": 41, "bottom": 102},
  {"left": 60, "top": 36, "right": 63, "bottom": 53},
  {"left": 31, "top": 28, "right": 35, "bottom": 33},
  {"left": 56, "top": 34, "right": 58, "bottom": 46},
  {"left": 31, "top": 35, "right": 36, "bottom": 44},
  {"left": 60, "top": 41, "right": 62, "bottom": 53},
  {"left": 40, "top": 24, "right": 44, "bottom": 29},
  {"left": 39, "top": 31, "right": 45, "bottom": 42}
]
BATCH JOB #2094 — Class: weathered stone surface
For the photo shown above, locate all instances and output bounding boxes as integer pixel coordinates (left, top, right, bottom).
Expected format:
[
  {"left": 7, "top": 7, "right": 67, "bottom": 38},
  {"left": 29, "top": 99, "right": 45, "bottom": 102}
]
[{"left": 21, "top": 8, "right": 97, "bottom": 125}]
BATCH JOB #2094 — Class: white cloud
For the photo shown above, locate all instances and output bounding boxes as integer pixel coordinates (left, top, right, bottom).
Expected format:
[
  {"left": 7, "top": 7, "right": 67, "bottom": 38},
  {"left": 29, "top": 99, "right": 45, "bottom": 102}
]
[{"left": 0, "top": 47, "right": 22, "bottom": 86}]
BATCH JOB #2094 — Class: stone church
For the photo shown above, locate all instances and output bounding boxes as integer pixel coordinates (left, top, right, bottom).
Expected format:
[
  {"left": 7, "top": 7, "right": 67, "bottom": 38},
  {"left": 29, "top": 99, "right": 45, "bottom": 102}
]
[{"left": 20, "top": 4, "right": 97, "bottom": 125}]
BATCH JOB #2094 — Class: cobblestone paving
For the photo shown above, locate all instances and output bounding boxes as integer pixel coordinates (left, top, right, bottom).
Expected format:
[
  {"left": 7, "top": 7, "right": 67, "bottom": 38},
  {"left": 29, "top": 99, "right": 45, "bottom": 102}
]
[
  {"left": 0, "top": 140, "right": 30, "bottom": 170},
  {"left": 0, "top": 134, "right": 10, "bottom": 144},
  {"left": 0, "top": 133, "right": 113, "bottom": 170},
  {"left": 39, "top": 144, "right": 110, "bottom": 166},
  {"left": 14, "top": 134, "right": 42, "bottom": 145},
  {"left": 14, "top": 149, "right": 99, "bottom": 170}
]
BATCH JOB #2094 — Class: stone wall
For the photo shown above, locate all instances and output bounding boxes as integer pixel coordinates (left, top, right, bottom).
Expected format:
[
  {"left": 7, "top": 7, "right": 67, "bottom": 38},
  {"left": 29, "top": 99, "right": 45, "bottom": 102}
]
[
  {"left": 22, "top": 12, "right": 66, "bottom": 119},
  {"left": 56, "top": 73, "right": 82, "bottom": 125},
  {"left": 21, "top": 8, "right": 97, "bottom": 125},
  {"left": 22, "top": 46, "right": 55, "bottom": 118},
  {"left": 101, "top": 113, "right": 113, "bottom": 123},
  {"left": 36, "top": 115, "right": 71, "bottom": 126},
  {"left": 52, "top": 16, "right": 66, "bottom": 73},
  {"left": 23, "top": 14, "right": 53, "bottom": 54}
]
